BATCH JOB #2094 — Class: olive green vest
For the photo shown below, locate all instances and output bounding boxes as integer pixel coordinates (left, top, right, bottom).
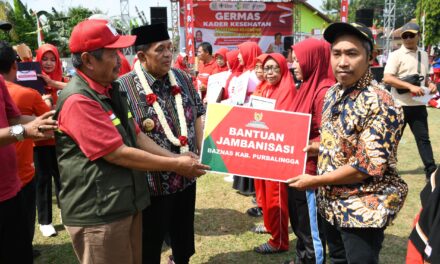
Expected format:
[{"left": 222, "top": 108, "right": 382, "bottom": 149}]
[{"left": 54, "top": 75, "right": 150, "bottom": 226}]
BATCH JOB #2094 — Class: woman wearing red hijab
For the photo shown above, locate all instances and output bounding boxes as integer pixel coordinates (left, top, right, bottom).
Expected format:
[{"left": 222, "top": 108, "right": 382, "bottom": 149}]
[
  {"left": 35, "top": 44, "right": 67, "bottom": 106},
  {"left": 34, "top": 44, "right": 64, "bottom": 237},
  {"left": 213, "top": 48, "right": 228, "bottom": 74},
  {"left": 284, "top": 38, "right": 335, "bottom": 264},
  {"left": 252, "top": 53, "right": 296, "bottom": 254},
  {"left": 222, "top": 49, "right": 243, "bottom": 101},
  {"left": 174, "top": 52, "right": 189, "bottom": 73}
]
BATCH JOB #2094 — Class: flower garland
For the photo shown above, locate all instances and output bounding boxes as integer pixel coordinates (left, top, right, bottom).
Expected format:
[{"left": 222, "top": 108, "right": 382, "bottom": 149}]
[{"left": 134, "top": 60, "right": 189, "bottom": 153}]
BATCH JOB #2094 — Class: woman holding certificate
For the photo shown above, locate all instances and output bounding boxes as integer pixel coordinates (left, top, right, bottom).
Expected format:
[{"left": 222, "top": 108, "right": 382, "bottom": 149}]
[
  {"left": 252, "top": 53, "right": 296, "bottom": 254},
  {"left": 283, "top": 38, "right": 335, "bottom": 264}
]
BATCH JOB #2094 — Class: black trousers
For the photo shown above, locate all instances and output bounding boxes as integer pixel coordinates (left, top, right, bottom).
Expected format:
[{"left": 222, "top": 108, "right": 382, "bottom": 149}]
[
  {"left": 288, "top": 187, "right": 326, "bottom": 264},
  {"left": 0, "top": 193, "right": 33, "bottom": 264},
  {"left": 402, "top": 105, "right": 437, "bottom": 179},
  {"left": 34, "top": 146, "right": 61, "bottom": 225},
  {"left": 142, "top": 183, "right": 196, "bottom": 264},
  {"left": 322, "top": 218, "right": 385, "bottom": 264},
  {"left": 20, "top": 178, "right": 36, "bottom": 245}
]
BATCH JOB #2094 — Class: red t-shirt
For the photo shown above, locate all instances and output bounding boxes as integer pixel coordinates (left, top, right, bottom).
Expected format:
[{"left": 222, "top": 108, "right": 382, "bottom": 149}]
[
  {"left": 0, "top": 75, "right": 21, "bottom": 202},
  {"left": 6, "top": 81, "right": 50, "bottom": 186},
  {"left": 197, "top": 58, "right": 217, "bottom": 98},
  {"left": 58, "top": 70, "right": 139, "bottom": 161},
  {"left": 118, "top": 50, "right": 131, "bottom": 76}
]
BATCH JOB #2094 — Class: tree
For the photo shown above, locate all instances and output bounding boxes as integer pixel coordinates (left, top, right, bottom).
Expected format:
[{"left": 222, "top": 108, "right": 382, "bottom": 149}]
[
  {"left": 321, "top": 0, "right": 418, "bottom": 27},
  {"left": 12, "top": 0, "right": 37, "bottom": 49},
  {"left": 417, "top": 0, "right": 440, "bottom": 46}
]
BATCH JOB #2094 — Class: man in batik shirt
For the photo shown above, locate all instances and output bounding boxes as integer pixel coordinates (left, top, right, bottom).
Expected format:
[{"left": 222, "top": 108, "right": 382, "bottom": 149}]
[
  {"left": 116, "top": 23, "right": 205, "bottom": 264},
  {"left": 288, "top": 22, "right": 408, "bottom": 264}
]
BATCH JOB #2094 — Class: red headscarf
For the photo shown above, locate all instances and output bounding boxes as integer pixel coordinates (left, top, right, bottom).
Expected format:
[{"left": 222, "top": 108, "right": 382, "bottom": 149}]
[
  {"left": 253, "top": 54, "right": 269, "bottom": 97},
  {"left": 290, "top": 38, "right": 335, "bottom": 113},
  {"left": 213, "top": 48, "right": 229, "bottom": 73},
  {"left": 174, "top": 53, "right": 189, "bottom": 72},
  {"left": 262, "top": 53, "right": 296, "bottom": 110},
  {"left": 35, "top": 44, "right": 63, "bottom": 82},
  {"left": 35, "top": 44, "right": 63, "bottom": 104},
  {"left": 238, "top": 41, "right": 262, "bottom": 71},
  {"left": 223, "top": 49, "right": 243, "bottom": 99}
]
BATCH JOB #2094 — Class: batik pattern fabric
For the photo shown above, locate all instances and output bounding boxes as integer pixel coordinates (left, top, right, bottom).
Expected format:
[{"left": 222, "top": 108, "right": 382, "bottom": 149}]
[
  {"left": 317, "top": 71, "right": 408, "bottom": 228},
  {"left": 117, "top": 67, "right": 205, "bottom": 196}
]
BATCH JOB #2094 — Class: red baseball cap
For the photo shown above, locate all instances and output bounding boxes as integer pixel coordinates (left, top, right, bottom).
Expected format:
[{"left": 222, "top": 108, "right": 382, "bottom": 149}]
[{"left": 69, "top": 19, "right": 136, "bottom": 53}]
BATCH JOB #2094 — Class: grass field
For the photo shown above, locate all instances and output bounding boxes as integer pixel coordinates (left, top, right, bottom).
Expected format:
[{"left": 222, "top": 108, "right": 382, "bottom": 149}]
[{"left": 34, "top": 108, "right": 440, "bottom": 264}]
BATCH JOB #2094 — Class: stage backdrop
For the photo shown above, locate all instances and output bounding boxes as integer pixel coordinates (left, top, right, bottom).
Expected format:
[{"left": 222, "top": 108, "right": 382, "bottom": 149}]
[
  {"left": 179, "top": 1, "right": 293, "bottom": 52},
  {"left": 200, "top": 104, "right": 310, "bottom": 182}
]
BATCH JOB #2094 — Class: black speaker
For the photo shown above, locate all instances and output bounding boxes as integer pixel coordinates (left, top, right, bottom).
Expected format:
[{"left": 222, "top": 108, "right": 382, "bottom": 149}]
[
  {"left": 355, "top": 9, "right": 374, "bottom": 27},
  {"left": 284, "top": 36, "right": 293, "bottom": 51},
  {"left": 150, "top": 7, "right": 167, "bottom": 27}
]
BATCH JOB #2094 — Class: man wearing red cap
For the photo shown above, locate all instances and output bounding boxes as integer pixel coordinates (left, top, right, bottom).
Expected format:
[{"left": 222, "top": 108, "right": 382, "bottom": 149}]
[
  {"left": 117, "top": 23, "right": 206, "bottom": 264},
  {"left": 56, "top": 20, "right": 209, "bottom": 264}
]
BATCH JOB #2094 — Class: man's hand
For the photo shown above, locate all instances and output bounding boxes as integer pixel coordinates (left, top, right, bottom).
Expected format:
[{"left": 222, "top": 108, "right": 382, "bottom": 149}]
[
  {"left": 408, "top": 84, "right": 424, "bottom": 96},
  {"left": 175, "top": 156, "right": 210, "bottom": 179},
  {"left": 23, "top": 110, "right": 58, "bottom": 140},
  {"left": 287, "top": 174, "right": 318, "bottom": 191},
  {"left": 180, "top": 151, "right": 199, "bottom": 159},
  {"left": 428, "top": 82, "right": 438, "bottom": 94}
]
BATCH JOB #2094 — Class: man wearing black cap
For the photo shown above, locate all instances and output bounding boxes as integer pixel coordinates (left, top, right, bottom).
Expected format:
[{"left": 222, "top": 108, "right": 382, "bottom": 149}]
[
  {"left": 288, "top": 22, "right": 408, "bottom": 263},
  {"left": 117, "top": 23, "right": 206, "bottom": 264},
  {"left": 383, "top": 22, "right": 437, "bottom": 182},
  {"left": 56, "top": 20, "right": 208, "bottom": 264}
]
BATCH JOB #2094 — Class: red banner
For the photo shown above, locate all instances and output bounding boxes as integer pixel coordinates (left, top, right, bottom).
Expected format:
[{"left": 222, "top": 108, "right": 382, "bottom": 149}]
[
  {"left": 340, "top": 0, "right": 348, "bottom": 23},
  {"left": 201, "top": 104, "right": 311, "bottom": 182},
  {"left": 179, "top": 1, "right": 293, "bottom": 51},
  {"left": 184, "top": 0, "right": 195, "bottom": 64}
]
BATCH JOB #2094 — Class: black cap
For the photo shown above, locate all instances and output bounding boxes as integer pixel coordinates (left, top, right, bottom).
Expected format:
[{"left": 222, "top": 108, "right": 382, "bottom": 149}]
[
  {"left": 401, "top": 22, "right": 419, "bottom": 35},
  {"left": 131, "top": 23, "right": 170, "bottom": 46},
  {"left": 0, "top": 21, "right": 12, "bottom": 31},
  {"left": 324, "top": 22, "right": 374, "bottom": 50}
]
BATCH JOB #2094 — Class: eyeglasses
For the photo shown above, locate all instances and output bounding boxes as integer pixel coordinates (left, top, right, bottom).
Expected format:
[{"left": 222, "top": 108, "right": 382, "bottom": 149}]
[
  {"left": 254, "top": 65, "right": 263, "bottom": 71},
  {"left": 402, "top": 33, "right": 416, "bottom": 39},
  {"left": 263, "top": 66, "right": 281, "bottom": 73}
]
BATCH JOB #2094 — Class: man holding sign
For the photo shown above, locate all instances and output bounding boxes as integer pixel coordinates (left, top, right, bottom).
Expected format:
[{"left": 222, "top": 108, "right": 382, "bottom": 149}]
[{"left": 288, "top": 23, "right": 408, "bottom": 263}]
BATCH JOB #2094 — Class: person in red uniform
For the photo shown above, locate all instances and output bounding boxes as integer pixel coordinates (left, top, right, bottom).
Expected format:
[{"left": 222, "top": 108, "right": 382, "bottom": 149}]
[
  {"left": 34, "top": 43, "right": 65, "bottom": 237},
  {"left": 284, "top": 38, "right": 335, "bottom": 264},
  {"left": 35, "top": 44, "right": 67, "bottom": 105},
  {"left": 57, "top": 19, "right": 209, "bottom": 264},
  {"left": 196, "top": 42, "right": 216, "bottom": 100},
  {"left": 253, "top": 53, "right": 297, "bottom": 254},
  {"left": 1, "top": 40, "right": 52, "bottom": 258},
  {"left": 213, "top": 48, "right": 228, "bottom": 74},
  {"left": 174, "top": 52, "right": 189, "bottom": 73}
]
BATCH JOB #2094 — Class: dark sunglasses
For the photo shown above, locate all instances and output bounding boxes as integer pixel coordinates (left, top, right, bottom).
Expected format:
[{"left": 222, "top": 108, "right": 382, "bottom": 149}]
[{"left": 402, "top": 33, "right": 416, "bottom": 39}]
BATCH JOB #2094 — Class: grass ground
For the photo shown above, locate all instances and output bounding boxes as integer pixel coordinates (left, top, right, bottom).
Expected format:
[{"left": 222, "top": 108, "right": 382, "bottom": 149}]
[{"left": 34, "top": 108, "right": 440, "bottom": 264}]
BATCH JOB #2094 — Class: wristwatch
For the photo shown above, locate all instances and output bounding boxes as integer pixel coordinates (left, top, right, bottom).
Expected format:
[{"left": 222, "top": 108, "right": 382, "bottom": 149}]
[{"left": 10, "top": 124, "right": 25, "bottom": 141}]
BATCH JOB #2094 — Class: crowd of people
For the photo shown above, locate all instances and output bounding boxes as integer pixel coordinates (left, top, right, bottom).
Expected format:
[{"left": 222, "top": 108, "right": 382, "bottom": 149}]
[{"left": 0, "top": 15, "right": 439, "bottom": 264}]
